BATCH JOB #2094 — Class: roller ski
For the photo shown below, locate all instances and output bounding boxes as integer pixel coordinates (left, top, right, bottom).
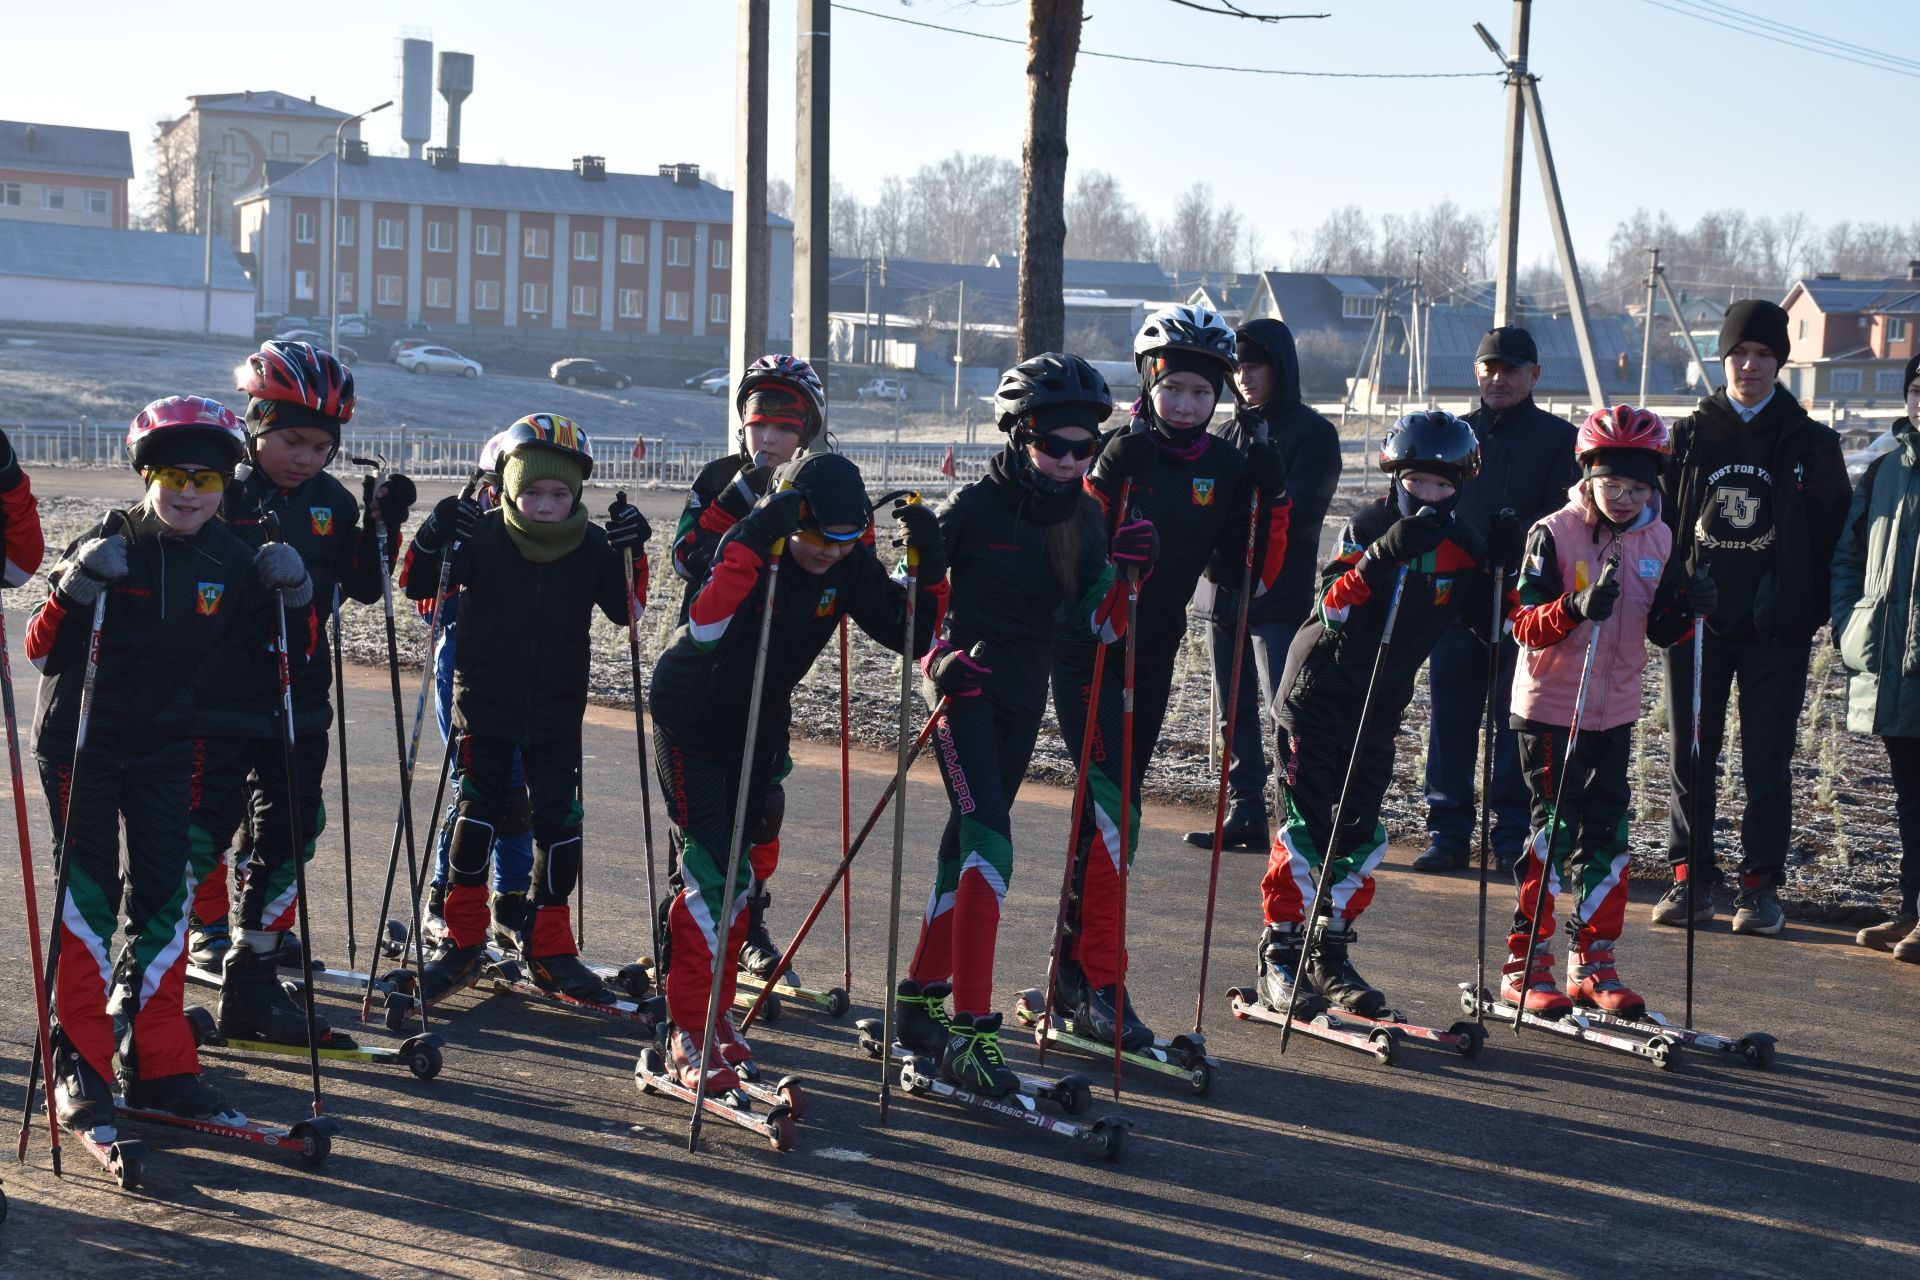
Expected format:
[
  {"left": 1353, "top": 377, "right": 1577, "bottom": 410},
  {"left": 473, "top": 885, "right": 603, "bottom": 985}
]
[
  {"left": 1461, "top": 982, "right": 1680, "bottom": 1069},
  {"left": 1555, "top": 1005, "right": 1776, "bottom": 1068},
  {"left": 183, "top": 1005, "right": 444, "bottom": 1081},
  {"left": 114, "top": 1083, "right": 341, "bottom": 1168},
  {"left": 379, "top": 919, "right": 658, "bottom": 1032},
  {"left": 47, "top": 1042, "right": 148, "bottom": 1190},
  {"left": 187, "top": 942, "right": 420, "bottom": 1043},
  {"left": 882, "top": 1045, "right": 1129, "bottom": 1163},
  {"left": 857, "top": 983, "right": 1096, "bottom": 1117},
  {"left": 1225, "top": 928, "right": 1401, "bottom": 1065},
  {"left": 1012, "top": 985, "right": 1218, "bottom": 1097},
  {"left": 633, "top": 1024, "right": 797, "bottom": 1153},
  {"left": 733, "top": 888, "right": 850, "bottom": 1019}
]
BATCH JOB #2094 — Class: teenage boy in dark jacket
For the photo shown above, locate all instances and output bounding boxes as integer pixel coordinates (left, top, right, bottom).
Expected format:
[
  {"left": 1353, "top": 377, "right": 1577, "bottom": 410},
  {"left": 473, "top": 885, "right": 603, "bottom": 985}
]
[
  {"left": 1187, "top": 319, "right": 1343, "bottom": 852},
  {"left": 1414, "top": 326, "right": 1575, "bottom": 872},
  {"left": 1652, "top": 299, "right": 1851, "bottom": 936}
]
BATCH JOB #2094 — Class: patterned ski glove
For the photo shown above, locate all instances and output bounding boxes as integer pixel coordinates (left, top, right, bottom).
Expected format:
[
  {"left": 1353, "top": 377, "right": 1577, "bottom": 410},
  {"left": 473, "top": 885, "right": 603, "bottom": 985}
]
[
  {"left": 922, "top": 640, "right": 991, "bottom": 698},
  {"left": 606, "top": 500, "right": 651, "bottom": 551},
  {"left": 56, "top": 534, "right": 128, "bottom": 607},
  {"left": 254, "top": 542, "right": 314, "bottom": 608},
  {"left": 1109, "top": 516, "right": 1159, "bottom": 568}
]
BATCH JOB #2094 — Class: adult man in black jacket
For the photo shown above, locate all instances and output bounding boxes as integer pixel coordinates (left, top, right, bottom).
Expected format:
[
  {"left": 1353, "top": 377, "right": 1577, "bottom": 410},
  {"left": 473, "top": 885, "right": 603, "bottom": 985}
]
[
  {"left": 1187, "top": 319, "right": 1343, "bottom": 851},
  {"left": 1653, "top": 299, "right": 1851, "bottom": 936},
  {"left": 1413, "top": 326, "right": 1576, "bottom": 872}
]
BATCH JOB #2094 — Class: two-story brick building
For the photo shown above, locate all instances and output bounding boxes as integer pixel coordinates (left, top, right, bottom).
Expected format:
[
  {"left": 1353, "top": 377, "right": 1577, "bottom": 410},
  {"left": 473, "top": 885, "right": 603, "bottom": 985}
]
[
  {"left": 1781, "top": 265, "right": 1920, "bottom": 404},
  {"left": 0, "top": 120, "right": 133, "bottom": 230},
  {"left": 237, "top": 152, "right": 791, "bottom": 343}
]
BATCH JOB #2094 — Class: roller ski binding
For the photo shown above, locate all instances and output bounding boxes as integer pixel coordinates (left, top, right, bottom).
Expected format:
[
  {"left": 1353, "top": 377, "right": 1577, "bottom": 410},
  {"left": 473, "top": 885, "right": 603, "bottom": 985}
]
[
  {"left": 732, "top": 889, "right": 850, "bottom": 1019},
  {"left": 1461, "top": 982, "right": 1681, "bottom": 1070},
  {"left": 116, "top": 1068, "right": 340, "bottom": 1167},
  {"left": 1013, "top": 985, "right": 1219, "bottom": 1097},
  {"left": 633, "top": 1024, "right": 799, "bottom": 1152},
  {"left": 1225, "top": 926, "right": 1404, "bottom": 1065}
]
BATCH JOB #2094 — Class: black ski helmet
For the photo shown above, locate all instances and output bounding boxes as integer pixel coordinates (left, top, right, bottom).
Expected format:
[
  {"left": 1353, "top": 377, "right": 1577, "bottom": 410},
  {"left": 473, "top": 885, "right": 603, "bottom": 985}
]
[
  {"left": 993, "top": 352, "right": 1113, "bottom": 434},
  {"left": 774, "top": 451, "right": 871, "bottom": 533},
  {"left": 1379, "top": 409, "right": 1481, "bottom": 485}
]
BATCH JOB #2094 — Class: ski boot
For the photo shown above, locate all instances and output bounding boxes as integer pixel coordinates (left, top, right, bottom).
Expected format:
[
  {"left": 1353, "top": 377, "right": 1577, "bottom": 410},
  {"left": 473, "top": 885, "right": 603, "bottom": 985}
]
[
  {"left": 667, "top": 1023, "right": 739, "bottom": 1094},
  {"left": 489, "top": 890, "right": 532, "bottom": 956},
  {"left": 1304, "top": 919, "right": 1387, "bottom": 1018},
  {"left": 1256, "top": 923, "right": 1321, "bottom": 1013},
  {"left": 188, "top": 913, "right": 232, "bottom": 970},
  {"left": 1049, "top": 946, "right": 1085, "bottom": 1014},
  {"left": 941, "top": 1011, "right": 1020, "bottom": 1098},
  {"left": 527, "top": 952, "right": 619, "bottom": 1004},
  {"left": 893, "top": 979, "right": 956, "bottom": 1057},
  {"left": 272, "top": 931, "right": 306, "bottom": 970},
  {"left": 738, "top": 888, "right": 794, "bottom": 982},
  {"left": 122, "top": 1070, "right": 242, "bottom": 1123},
  {"left": 1499, "top": 938, "right": 1573, "bottom": 1017},
  {"left": 421, "top": 882, "right": 450, "bottom": 948},
  {"left": 1568, "top": 942, "right": 1646, "bottom": 1017},
  {"left": 710, "top": 1011, "right": 755, "bottom": 1069},
  {"left": 417, "top": 942, "right": 487, "bottom": 1003},
  {"left": 51, "top": 1036, "right": 116, "bottom": 1137},
  {"left": 1075, "top": 983, "right": 1154, "bottom": 1053},
  {"left": 219, "top": 939, "right": 332, "bottom": 1042}
]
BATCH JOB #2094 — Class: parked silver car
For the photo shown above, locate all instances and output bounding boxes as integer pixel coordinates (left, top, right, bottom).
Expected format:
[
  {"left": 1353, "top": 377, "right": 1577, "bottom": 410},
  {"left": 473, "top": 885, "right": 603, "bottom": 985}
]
[{"left": 397, "top": 345, "right": 483, "bottom": 378}]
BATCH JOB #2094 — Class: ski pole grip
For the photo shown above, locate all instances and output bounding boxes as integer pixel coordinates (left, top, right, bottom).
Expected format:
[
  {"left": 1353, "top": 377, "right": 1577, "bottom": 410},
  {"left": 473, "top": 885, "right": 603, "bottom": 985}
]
[
  {"left": 264, "top": 512, "right": 283, "bottom": 542},
  {"left": 362, "top": 473, "right": 377, "bottom": 508}
]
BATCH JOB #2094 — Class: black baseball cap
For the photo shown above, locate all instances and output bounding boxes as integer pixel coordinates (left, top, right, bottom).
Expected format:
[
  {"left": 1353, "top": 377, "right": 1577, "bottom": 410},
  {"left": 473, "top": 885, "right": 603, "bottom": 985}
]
[{"left": 1475, "top": 326, "right": 1538, "bottom": 368}]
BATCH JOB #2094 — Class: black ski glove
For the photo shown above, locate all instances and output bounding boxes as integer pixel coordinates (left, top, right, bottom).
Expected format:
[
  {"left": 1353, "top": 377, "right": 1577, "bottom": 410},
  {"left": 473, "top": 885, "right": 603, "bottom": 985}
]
[
  {"left": 606, "top": 499, "right": 650, "bottom": 551},
  {"left": 890, "top": 498, "right": 947, "bottom": 582},
  {"left": 1244, "top": 440, "right": 1287, "bottom": 496},
  {"left": 1368, "top": 511, "right": 1448, "bottom": 567},
  {"left": 730, "top": 489, "right": 806, "bottom": 561},
  {"left": 1486, "top": 508, "right": 1526, "bottom": 567},
  {"left": 1565, "top": 575, "right": 1622, "bottom": 623},
  {"left": 714, "top": 463, "right": 775, "bottom": 523},
  {"left": 921, "top": 640, "right": 992, "bottom": 699},
  {"left": 416, "top": 494, "right": 480, "bottom": 554},
  {"left": 1684, "top": 567, "right": 1718, "bottom": 617},
  {"left": 372, "top": 472, "right": 417, "bottom": 531}
]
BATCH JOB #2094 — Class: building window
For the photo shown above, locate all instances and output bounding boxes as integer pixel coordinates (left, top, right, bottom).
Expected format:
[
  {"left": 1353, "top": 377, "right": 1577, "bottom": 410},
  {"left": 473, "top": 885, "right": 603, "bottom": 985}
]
[
  {"left": 427, "top": 221, "right": 453, "bottom": 253},
  {"left": 0, "top": 183, "right": 19, "bottom": 206},
  {"left": 377, "top": 274, "right": 404, "bottom": 306},
  {"left": 1797, "top": 318, "right": 1807, "bottom": 340},
  {"left": 336, "top": 271, "right": 354, "bottom": 305},
  {"left": 84, "top": 189, "right": 108, "bottom": 216},
  {"left": 41, "top": 187, "right": 65, "bottom": 211},
  {"left": 710, "top": 292, "right": 730, "bottom": 324},
  {"left": 474, "top": 223, "right": 502, "bottom": 256},
  {"left": 1341, "top": 294, "right": 1375, "bottom": 320},
  {"left": 377, "top": 218, "right": 404, "bottom": 250},
  {"left": 523, "top": 226, "right": 550, "bottom": 259},
  {"left": 425, "top": 277, "right": 453, "bottom": 309},
  {"left": 666, "top": 236, "right": 691, "bottom": 267},
  {"left": 619, "top": 233, "right": 646, "bottom": 264},
  {"left": 1830, "top": 369, "right": 1862, "bottom": 395},
  {"left": 571, "top": 284, "right": 598, "bottom": 316},
  {"left": 1877, "top": 370, "right": 1904, "bottom": 395},
  {"left": 1890, "top": 317, "right": 1911, "bottom": 343},
  {"left": 618, "top": 288, "right": 644, "bottom": 319},
  {"left": 522, "top": 281, "right": 550, "bottom": 314},
  {"left": 663, "top": 291, "right": 690, "bottom": 322},
  {"left": 295, "top": 212, "right": 315, "bottom": 243},
  {"left": 474, "top": 279, "right": 501, "bottom": 311},
  {"left": 572, "top": 230, "right": 599, "bottom": 261},
  {"left": 337, "top": 215, "right": 354, "bottom": 247},
  {"left": 271, "top": 131, "right": 290, "bottom": 158},
  {"left": 294, "top": 269, "right": 314, "bottom": 301},
  {"left": 711, "top": 239, "right": 731, "bottom": 270}
]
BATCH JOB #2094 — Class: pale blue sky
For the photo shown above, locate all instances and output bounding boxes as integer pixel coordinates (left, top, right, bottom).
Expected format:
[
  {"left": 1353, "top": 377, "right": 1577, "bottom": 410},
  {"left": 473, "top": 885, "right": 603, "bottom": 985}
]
[{"left": 9, "top": 0, "right": 1916, "bottom": 276}]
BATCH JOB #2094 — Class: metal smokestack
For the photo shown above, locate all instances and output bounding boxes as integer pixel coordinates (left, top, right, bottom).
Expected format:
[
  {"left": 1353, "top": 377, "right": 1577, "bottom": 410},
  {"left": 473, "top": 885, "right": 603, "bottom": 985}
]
[
  {"left": 437, "top": 51, "right": 474, "bottom": 158},
  {"left": 399, "top": 36, "right": 433, "bottom": 160}
]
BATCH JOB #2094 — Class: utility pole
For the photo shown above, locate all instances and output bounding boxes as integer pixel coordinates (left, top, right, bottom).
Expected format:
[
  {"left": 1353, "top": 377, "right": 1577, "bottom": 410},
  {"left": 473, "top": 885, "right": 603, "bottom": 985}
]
[
  {"left": 1639, "top": 247, "right": 1660, "bottom": 404},
  {"left": 876, "top": 253, "right": 889, "bottom": 369},
  {"left": 794, "top": 0, "right": 830, "bottom": 385},
  {"left": 1519, "top": 74, "right": 1605, "bottom": 408},
  {"left": 952, "top": 279, "right": 965, "bottom": 410},
  {"left": 863, "top": 257, "right": 873, "bottom": 364},
  {"left": 729, "top": 0, "right": 771, "bottom": 450},
  {"left": 1485, "top": 1, "right": 1530, "bottom": 328},
  {"left": 1411, "top": 249, "right": 1425, "bottom": 401},
  {"left": 202, "top": 163, "right": 214, "bottom": 335},
  {"left": 1655, "top": 267, "right": 1714, "bottom": 393}
]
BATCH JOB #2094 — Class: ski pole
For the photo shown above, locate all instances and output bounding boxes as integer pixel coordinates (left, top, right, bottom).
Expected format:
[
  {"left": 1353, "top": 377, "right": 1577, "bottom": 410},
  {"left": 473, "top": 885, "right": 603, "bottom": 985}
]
[
  {"left": 689, "top": 461, "right": 785, "bottom": 1152},
  {"left": 839, "top": 616, "right": 853, "bottom": 1000},
  {"left": 1193, "top": 486, "right": 1259, "bottom": 1037},
  {"left": 1685, "top": 582, "right": 1705, "bottom": 1031},
  {"left": 1111, "top": 559, "right": 1142, "bottom": 1098},
  {"left": 739, "top": 688, "right": 958, "bottom": 1035},
  {"left": 21, "top": 509, "right": 123, "bottom": 1171},
  {"left": 2, "top": 596, "right": 62, "bottom": 1173},
  {"left": 1511, "top": 550, "right": 1620, "bottom": 1039},
  {"left": 613, "top": 491, "right": 664, "bottom": 964},
  {"left": 1038, "top": 478, "right": 1130, "bottom": 1069},
  {"left": 878, "top": 493, "right": 923, "bottom": 1125},
  {"left": 1278, "top": 554, "right": 1414, "bottom": 1055},
  {"left": 265, "top": 515, "right": 327, "bottom": 1117},
  {"left": 331, "top": 585, "right": 357, "bottom": 972},
  {"left": 1473, "top": 534, "right": 1512, "bottom": 1029}
]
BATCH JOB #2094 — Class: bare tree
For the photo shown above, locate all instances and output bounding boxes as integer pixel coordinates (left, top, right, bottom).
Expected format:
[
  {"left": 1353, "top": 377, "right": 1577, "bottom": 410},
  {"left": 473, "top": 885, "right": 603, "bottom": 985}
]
[
  {"left": 1065, "top": 169, "right": 1153, "bottom": 262},
  {"left": 766, "top": 175, "right": 793, "bottom": 221},
  {"left": 906, "top": 152, "right": 1019, "bottom": 263},
  {"left": 828, "top": 177, "right": 866, "bottom": 257},
  {"left": 1017, "top": 0, "right": 1085, "bottom": 359},
  {"left": 1159, "top": 183, "right": 1242, "bottom": 274},
  {"left": 869, "top": 175, "right": 911, "bottom": 259},
  {"left": 145, "top": 119, "right": 193, "bottom": 234},
  {"left": 1291, "top": 205, "right": 1377, "bottom": 273}
]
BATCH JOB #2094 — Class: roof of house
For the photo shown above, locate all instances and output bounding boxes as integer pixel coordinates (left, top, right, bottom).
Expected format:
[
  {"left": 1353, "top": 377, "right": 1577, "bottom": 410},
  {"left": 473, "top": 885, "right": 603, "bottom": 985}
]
[
  {"left": 1785, "top": 275, "right": 1920, "bottom": 313},
  {"left": 186, "top": 91, "right": 352, "bottom": 122},
  {"left": 0, "top": 120, "right": 134, "bottom": 180},
  {"left": 1249, "top": 270, "right": 1397, "bottom": 331},
  {"left": 987, "top": 254, "right": 1171, "bottom": 292},
  {"left": 0, "top": 221, "right": 251, "bottom": 291},
  {"left": 1376, "top": 303, "right": 1674, "bottom": 396},
  {"left": 242, "top": 154, "right": 792, "bottom": 226}
]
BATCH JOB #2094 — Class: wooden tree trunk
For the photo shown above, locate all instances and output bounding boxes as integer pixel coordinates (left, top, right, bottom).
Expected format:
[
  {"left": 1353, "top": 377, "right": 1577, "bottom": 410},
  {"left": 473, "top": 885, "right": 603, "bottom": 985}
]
[{"left": 1017, "top": 0, "right": 1083, "bottom": 361}]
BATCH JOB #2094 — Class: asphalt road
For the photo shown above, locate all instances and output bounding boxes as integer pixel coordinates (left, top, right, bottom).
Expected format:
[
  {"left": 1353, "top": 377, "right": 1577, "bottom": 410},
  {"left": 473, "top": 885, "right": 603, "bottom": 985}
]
[{"left": 0, "top": 633, "right": 1915, "bottom": 1278}]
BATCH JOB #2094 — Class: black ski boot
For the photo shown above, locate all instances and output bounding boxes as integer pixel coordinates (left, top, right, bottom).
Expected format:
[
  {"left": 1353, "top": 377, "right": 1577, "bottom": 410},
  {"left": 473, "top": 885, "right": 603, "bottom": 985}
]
[
  {"left": 219, "top": 942, "right": 331, "bottom": 1043},
  {"left": 1049, "top": 945, "right": 1085, "bottom": 1014},
  {"left": 490, "top": 890, "right": 532, "bottom": 956},
  {"left": 422, "top": 882, "right": 450, "bottom": 947},
  {"left": 893, "top": 978, "right": 955, "bottom": 1057},
  {"left": 272, "top": 930, "right": 306, "bottom": 970},
  {"left": 51, "top": 1035, "right": 115, "bottom": 1136},
  {"left": 1076, "top": 983, "right": 1155, "bottom": 1052},
  {"left": 1304, "top": 920, "right": 1387, "bottom": 1017},
  {"left": 527, "top": 952, "right": 618, "bottom": 1004},
  {"left": 941, "top": 1011, "right": 1020, "bottom": 1098},
  {"left": 1257, "top": 923, "right": 1323, "bottom": 1014},
  {"left": 417, "top": 941, "right": 486, "bottom": 1003},
  {"left": 123, "top": 1070, "right": 241, "bottom": 1122},
  {"left": 737, "top": 888, "right": 795, "bottom": 982},
  {"left": 1184, "top": 804, "right": 1271, "bottom": 852},
  {"left": 188, "top": 913, "right": 231, "bottom": 970}
]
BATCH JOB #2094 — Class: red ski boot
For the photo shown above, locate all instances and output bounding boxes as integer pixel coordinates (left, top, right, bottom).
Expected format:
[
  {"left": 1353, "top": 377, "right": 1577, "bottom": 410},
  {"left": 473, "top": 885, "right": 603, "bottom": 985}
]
[
  {"left": 1569, "top": 943, "right": 1646, "bottom": 1017},
  {"left": 1500, "top": 941, "right": 1574, "bottom": 1016},
  {"left": 668, "top": 1024, "right": 740, "bottom": 1094},
  {"left": 709, "top": 1011, "right": 755, "bottom": 1069}
]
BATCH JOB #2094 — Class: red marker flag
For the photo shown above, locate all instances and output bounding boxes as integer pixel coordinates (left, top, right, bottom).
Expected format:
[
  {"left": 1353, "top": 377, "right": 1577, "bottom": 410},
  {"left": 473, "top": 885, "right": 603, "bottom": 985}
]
[
  {"left": 631, "top": 436, "right": 648, "bottom": 461},
  {"left": 940, "top": 444, "right": 956, "bottom": 478}
]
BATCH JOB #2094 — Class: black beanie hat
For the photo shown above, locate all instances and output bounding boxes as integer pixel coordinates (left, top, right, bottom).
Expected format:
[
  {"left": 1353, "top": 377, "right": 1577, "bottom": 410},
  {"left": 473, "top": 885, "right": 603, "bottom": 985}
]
[
  {"left": 1904, "top": 352, "right": 1920, "bottom": 395},
  {"left": 777, "top": 451, "right": 872, "bottom": 531},
  {"left": 1234, "top": 330, "right": 1276, "bottom": 367},
  {"left": 1584, "top": 448, "right": 1661, "bottom": 487},
  {"left": 1144, "top": 349, "right": 1226, "bottom": 400},
  {"left": 1719, "top": 299, "right": 1791, "bottom": 364}
]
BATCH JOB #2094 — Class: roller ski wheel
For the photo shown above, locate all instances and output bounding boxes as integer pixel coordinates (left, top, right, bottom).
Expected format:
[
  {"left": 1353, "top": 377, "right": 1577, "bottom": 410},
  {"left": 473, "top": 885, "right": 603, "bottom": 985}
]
[
  {"left": 1279, "top": 999, "right": 1488, "bottom": 1062},
  {"left": 888, "top": 1052, "right": 1130, "bottom": 1163},
  {"left": 737, "top": 966, "right": 854, "bottom": 1018},
  {"left": 854, "top": 1018, "right": 1092, "bottom": 1116},
  {"left": 1459, "top": 982, "right": 1682, "bottom": 1069},
  {"left": 186, "top": 1005, "right": 447, "bottom": 1080},
  {"left": 1226, "top": 986, "right": 1400, "bottom": 1064},
  {"left": 74, "top": 1133, "right": 146, "bottom": 1190},
  {"left": 1011, "top": 988, "right": 1220, "bottom": 1093},
  {"left": 482, "top": 949, "right": 660, "bottom": 1029}
]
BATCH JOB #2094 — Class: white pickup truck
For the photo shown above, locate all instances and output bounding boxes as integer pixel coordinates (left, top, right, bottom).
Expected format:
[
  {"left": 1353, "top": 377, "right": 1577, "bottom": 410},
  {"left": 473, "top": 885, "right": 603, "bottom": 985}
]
[{"left": 857, "top": 377, "right": 909, "bottom": 403}]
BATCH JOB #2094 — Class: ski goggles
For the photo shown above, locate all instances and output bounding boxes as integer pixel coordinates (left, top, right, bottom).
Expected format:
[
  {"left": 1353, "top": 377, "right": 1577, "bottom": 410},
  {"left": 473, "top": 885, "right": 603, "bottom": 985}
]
[
  {"left": 146, "top": 466, "right": 228, "bottom": 494},
  {"left": 794, "top": 523, "right": 865, "bottom": 548},
  {"left": 1030, "top": 434, "right": 1100, "bottom": 461}
]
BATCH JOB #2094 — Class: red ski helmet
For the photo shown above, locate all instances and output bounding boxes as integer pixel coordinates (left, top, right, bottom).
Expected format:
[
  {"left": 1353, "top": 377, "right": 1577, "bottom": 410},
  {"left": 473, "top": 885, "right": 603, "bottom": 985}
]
[
  {"left": 1576, "top": 404, "right": 1671, "bottom": 464},
  {"left": 127, "top": 396, "right": 247, "bottom": 473},
  {"left": 736, "top": 354, "right": 827, "bottom": 447},
  {"left": 240, "top": 340, "right": 356, "bottom": 426}
]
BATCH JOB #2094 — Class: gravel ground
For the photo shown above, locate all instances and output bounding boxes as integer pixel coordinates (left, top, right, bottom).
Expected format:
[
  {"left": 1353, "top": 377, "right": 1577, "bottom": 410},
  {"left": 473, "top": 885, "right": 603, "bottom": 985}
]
[{"left": 24, "top": 486, "right": 1907, "bottom": 925}]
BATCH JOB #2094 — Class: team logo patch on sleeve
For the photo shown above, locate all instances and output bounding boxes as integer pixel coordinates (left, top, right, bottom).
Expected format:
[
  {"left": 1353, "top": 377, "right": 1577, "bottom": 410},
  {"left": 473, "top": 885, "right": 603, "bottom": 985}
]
[
  {"left": 813, "top": 586, "right": 838, "bottom": 618},
  {"left": 1192, "top": 478, "right": 1216, "bottom": 506},
  {"left": 310, "top": 508, "right": 334, "bottom": 537},
  {"left": 196, "top": 582, "right": 225, "bottom": 616},
  {"left": 1432, "top": 576, "right": 1453, "bottom": 606},
  {"left": 1524, "top": 552, "right": 1545, "bottom": 577},
  {"left": 1638, "top": 557, "right": 1661, "bottom": 579}
]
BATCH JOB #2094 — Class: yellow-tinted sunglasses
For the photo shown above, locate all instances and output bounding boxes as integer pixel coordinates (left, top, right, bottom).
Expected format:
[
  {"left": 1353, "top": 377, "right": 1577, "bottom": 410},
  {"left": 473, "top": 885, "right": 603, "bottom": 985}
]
[{"left": 146, "top": 466, "right": 228, "bottom": 494}]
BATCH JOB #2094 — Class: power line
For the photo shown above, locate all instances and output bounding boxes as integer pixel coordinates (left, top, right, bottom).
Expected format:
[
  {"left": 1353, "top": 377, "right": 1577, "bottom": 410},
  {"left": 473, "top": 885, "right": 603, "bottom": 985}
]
[
  {"left": 831, "top": 3, "right": 1499, "bottom": 79},
  {"left": 1665, "top": 0, "right": 1920, "bottom": 74},
  {"left": 1639, "top": 0, "right": 1920, "bottom": 80}
]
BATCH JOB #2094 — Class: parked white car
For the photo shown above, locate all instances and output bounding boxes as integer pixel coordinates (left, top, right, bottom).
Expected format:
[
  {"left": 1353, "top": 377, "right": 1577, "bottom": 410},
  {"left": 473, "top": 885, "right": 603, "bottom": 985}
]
[
  {"left": 857, "top": 377, "right": 909, "bottom": 403},
  {"left": 700, "top": 373, "right": 730, "bottom": 396},
  {"left": 397, "top": 345, "right": 483, "bottom": 378},
  {"left": 1846, "top": 428, "right": 1899, "bottom": 483}
]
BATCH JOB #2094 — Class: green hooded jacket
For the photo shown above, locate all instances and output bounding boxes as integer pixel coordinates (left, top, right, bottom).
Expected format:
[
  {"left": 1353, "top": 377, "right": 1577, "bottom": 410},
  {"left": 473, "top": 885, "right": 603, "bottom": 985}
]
[{"left": 1832, "top": 426, "right": 1920, "bottom": 737}]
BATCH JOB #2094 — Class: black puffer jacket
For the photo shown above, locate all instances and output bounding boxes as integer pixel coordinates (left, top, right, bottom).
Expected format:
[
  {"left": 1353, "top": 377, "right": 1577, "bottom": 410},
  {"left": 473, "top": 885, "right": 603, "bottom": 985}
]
[
  {"left": 1458, "top": 396, "right": 1579, "bottom": 535},
  {"left": 1194, "top": 318, "right": 1343, "bottom": 627}
]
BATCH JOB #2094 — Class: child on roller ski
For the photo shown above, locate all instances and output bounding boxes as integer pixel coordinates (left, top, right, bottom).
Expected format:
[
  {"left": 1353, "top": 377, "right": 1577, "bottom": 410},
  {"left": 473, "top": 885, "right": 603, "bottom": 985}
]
[
  {"left": 1049, "top": 304, "right": 1291, "bottom": 1051},
  {"left": 404, "top": 414, "right": 648, "bottom": 1005},
  {"left": 894, "top": 353, "right": 1153, "bottom": 1097},
  {"left": 648, "top": 451, "right": 944, "bottom": 1092},
  {"left": 666, "top": 354, "right": 828, "bottom": 984},
  {"left": 1255, "top": 411, "right": 1522, "bottom": 1019},
  {"left": 1501, "top": 405, "right": 1713, "bottom": 1016},
  {"left": 29, "top": 396, "right": 314, "bottom": 1135},
  {"left": 184, "top": 340, "right": 413, "bottom": 1046}
]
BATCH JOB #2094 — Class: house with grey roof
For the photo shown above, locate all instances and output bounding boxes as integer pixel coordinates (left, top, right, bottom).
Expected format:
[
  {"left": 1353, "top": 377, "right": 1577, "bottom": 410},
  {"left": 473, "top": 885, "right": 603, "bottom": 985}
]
[
  {"left": 0, "top": 220, "right": 252, "bottom": 336},
  {"left": 0, "top": 120, "right": 134, "bottom": 230},
  {"left": 1781, "top": 266, "right": 1920, "bottom": 405}
]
